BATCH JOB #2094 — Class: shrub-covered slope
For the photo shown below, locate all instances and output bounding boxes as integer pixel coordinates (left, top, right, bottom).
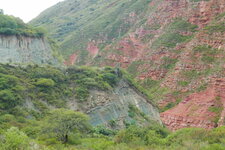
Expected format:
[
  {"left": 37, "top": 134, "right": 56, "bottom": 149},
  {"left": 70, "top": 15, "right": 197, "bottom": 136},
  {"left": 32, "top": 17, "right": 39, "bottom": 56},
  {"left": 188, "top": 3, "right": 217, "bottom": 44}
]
[{"left": 0, "top": 64, "right": 161, "bottom": 128}]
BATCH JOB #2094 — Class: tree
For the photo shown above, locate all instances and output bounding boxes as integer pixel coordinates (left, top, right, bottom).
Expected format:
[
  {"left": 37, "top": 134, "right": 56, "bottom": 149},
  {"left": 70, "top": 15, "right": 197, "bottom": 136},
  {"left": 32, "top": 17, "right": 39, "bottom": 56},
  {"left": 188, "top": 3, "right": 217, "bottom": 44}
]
[{"left": 42, "top": 109, "right": 91, "bottom": 143}]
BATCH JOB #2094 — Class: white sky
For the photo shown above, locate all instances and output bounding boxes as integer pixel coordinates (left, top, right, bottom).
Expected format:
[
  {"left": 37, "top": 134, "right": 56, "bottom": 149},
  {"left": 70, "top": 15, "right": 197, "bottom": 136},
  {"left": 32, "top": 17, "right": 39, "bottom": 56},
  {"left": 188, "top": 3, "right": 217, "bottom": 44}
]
[{"left": 0, "top": 0, "right": 64, "bottom": 23}]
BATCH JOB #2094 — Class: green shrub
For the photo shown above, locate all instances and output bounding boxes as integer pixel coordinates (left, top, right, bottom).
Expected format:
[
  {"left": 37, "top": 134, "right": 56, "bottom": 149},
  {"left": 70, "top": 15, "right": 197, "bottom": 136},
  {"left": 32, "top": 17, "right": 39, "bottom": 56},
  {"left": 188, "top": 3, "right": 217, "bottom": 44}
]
[
  {"left": 0, "top": 127, "right": 31, "bottom": 150},
  {"left": 0, "top": 14, "right": 45, "bottom": 37},
  {"left": 0, "top": 90, "right": 21, "bottom": 109},
  {"left": 75, "top": 87, "right": 89, "bottom": 102},
  {"left": 35, "top": 78, "right": 55, "bottom": 87},
  {"left": 178, "top": 81, "right": 189, "bottom": 87}
]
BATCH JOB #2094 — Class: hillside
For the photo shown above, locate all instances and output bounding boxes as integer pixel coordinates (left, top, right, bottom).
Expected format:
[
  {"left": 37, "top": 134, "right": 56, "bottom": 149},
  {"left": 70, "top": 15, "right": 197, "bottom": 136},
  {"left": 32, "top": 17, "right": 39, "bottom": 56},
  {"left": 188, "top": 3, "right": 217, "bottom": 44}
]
[
  {"left": 0, "top": 64, "right": 224, "bottom": 150},
  {"left": 31, "top": 0, "right": 225, "bottom": 130},
  {"left": 30, "top": 0, "right": 153, "bottom": 64},
  {"left": 0, "top": 64, "right": 161, "bottom": 128}
]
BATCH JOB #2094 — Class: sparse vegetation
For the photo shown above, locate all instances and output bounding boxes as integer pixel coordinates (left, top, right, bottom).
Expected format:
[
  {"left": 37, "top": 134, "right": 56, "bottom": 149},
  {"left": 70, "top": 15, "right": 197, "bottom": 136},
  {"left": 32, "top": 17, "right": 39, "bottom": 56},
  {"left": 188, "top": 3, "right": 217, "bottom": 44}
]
[{"left": 152, "top": 18, "right": 197, "bottom": 48}]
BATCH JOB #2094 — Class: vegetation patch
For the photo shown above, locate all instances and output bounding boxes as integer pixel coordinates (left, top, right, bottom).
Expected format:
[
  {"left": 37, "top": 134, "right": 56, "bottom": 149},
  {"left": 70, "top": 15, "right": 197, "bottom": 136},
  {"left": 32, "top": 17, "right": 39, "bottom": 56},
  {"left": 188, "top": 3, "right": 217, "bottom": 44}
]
[
  {"left": 208, "top": 96, "right": 223, "bottom": 124},
  {"left": 152, "top": 18, "right": 197, "bottom": 48},
  {"left": 0, "top": 14, "right": 45, "bottom": 37},
  {"left": 204, "top": 22, "right": 225, "bottom": 34},
  {"left": 161, "top": 57, "right": 178, "bottom": 70},
  {"left": 193, "top": 45, "right": 220, "bottom": 64}
]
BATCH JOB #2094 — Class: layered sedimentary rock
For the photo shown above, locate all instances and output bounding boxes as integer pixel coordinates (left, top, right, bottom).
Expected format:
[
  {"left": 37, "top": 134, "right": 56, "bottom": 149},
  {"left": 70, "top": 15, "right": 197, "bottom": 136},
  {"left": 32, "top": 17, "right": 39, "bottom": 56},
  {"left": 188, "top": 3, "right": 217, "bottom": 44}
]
[
  {"left": 68, "top": 80, "right": 162, "bottom": 127},
  {"left": 0, "top": 35, "right": 57, "bottom": 64},
  {"left": 161, "top": 78, "right": 225, "bottom": 131}
]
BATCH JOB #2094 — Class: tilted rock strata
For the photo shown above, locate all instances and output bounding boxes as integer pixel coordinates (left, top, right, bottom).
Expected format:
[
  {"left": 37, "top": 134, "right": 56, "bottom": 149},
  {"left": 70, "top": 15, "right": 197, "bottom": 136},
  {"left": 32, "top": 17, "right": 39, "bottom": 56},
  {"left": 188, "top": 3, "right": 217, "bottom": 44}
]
[{"left": 161, "top": 78, "right": 225, "bottom": 131}]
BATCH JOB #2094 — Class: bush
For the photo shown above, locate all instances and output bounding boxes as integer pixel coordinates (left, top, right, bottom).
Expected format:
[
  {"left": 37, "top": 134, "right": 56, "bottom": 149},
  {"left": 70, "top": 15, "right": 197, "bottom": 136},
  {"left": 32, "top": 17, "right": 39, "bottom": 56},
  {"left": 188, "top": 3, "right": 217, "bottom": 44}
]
[
  {"left": 35, "top": 78, "right": 55, "bottom": 87},
  {"left": 0, "top": 14, "right": 45, "bottom": 37},
  {"left": 0, "top": 90, "right": 20, "bottom": 109},
  {"left": 0, "top": 127, "right": 31, "bottom": 150},
  {"left": 75, "top": 87, "right": 89, "bottom": 102}
]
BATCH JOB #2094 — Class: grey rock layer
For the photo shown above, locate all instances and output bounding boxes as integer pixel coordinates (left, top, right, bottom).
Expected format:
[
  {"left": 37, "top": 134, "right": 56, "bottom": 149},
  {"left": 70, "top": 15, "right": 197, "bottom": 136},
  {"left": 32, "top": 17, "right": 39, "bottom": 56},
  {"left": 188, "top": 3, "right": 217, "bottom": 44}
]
[
  {"left": 0, "top": 35, "right": 56, "bottom": 64},
  {"left": 68, "top": 80, "right": 162, "bottom": 127}
]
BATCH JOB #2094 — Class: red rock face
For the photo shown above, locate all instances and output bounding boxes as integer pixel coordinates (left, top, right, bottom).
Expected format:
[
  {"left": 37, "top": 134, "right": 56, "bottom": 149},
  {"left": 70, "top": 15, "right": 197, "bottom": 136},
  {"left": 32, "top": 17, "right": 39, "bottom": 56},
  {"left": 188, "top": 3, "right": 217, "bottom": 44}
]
[
  {"left": 95, "top": 0, "right": 225, "bottom": 130},
  {"left": 161, "top": 78, "right": 225, "bottom": 131},
  {"left": 189, "top": 0, "right": 225, "bottom": 28},
  {"left": 87, "top": 41, "right": 99, "bottom": 58},
  {"left": 64, "top": 53, "right": 77, "bottom": 65}
]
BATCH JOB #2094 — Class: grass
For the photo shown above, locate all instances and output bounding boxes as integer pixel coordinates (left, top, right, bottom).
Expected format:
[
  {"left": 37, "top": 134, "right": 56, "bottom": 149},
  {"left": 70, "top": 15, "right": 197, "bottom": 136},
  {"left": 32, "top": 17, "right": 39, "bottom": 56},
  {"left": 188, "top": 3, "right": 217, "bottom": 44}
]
[
  {"left": 204, "top": 22, "right": 225, "bottom": 34},
  {"left": 193, "top": 45, "right": 221, "bottom": 64},
  {"left": 208, "top": 96, "right": 223, "bottom": 124},
  {"left": 152, "top": 32, "right": 192, "bottom": 48},
  {"left": 161, "top": 57, "right": 178, "bottom": 70},
  {"left": 31, "top": 0, "right": 153, "bottom": 60}
]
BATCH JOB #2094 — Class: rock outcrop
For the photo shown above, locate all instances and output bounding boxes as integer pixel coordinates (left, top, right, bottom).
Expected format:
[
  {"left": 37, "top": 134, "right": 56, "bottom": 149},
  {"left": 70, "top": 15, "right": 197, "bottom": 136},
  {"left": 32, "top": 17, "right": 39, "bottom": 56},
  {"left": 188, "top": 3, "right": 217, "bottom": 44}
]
[
  {"left": 0, "top": 35, "right": 57, "bottom": 65},
  {"left": 161, "top": 78, "right": 225, "bottom": 131},
  {"left": 68, "top": 80, "right": 162, "bottom": 127}
]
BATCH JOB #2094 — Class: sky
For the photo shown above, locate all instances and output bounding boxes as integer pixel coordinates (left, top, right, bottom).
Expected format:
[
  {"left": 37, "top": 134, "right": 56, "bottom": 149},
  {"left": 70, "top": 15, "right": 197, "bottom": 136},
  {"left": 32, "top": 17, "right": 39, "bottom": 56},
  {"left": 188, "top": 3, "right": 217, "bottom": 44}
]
[{"left": 0, "top": 0, "right": 64, "bottom": 23}]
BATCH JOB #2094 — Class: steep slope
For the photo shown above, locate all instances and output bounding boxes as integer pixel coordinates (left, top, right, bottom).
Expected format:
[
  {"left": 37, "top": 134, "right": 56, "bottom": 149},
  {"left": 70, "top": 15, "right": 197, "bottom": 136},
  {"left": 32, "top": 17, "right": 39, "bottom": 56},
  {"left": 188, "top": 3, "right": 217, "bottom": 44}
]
[
  {"left": 30, "top": 0, "right": 152, "bottom": 64},
  {"left": 0, "top": 35, "right": 58, "bottom": 64},
  {"left": 31, "top": 0, "right": 225, "bottom": 130},
  {"left": 0, "top": 13, "right": 60, "bottom": 65}
]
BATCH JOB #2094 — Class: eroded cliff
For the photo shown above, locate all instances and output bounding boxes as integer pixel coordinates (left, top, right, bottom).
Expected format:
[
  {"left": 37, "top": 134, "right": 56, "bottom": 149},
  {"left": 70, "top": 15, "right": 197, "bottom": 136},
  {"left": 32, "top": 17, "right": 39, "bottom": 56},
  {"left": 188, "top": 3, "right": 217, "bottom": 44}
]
[{"left": 0, "top": 35, "right": 58, "bottom": 65}]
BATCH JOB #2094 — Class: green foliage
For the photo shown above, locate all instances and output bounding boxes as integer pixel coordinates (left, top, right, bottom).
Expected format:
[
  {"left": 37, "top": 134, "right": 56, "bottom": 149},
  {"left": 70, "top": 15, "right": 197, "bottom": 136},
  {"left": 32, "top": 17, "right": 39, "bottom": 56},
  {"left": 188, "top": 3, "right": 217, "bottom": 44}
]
[
  {"left": 128, "top": 104, "right": 149, "bottom": 121},
  {"left": 0, "top": 14, "right": 45, "bottom": 37},
  {"left": 161, "top": 98, "right": 182, "bottom": 112},
  {"left": 0, "top": 90, "right": 20, "bottom": 109},
  {"left": 208, "top": 96, "right": 223, "bottom": 123},
  {"left": 41, "top": 109, "right": 91, "bottom": 144},
  {"left": 75, "top": 87, "right": 89, "bottom": 102},
  {"left": 35, "top": 78, "right": 55, "bottom": 87},
  {"left": 93, "top": 125, "right": 116, "bottom": 136},
  {"left": 0, "top": 127, "right": 30, "bottom": 150},
  {"left": 115, "top": 125, "right": 169, "bottom": 145},
  {"left": 0, "top": 64, "right": 123, "bottom": 108},
  {"left": 168, "top": 18, "right": 198, "bottom": 32},
  {"left": 161, "top": 57, "right": 178, "bottom": 70},
  {"left": 204, "top": 22, "right": 225, "bottom": 34},
  {"left": 153, "top": 32, "right": 192, "bottom": 48},
  {"left": 193, "top": 45, "right": 220, "bottom": 64}
]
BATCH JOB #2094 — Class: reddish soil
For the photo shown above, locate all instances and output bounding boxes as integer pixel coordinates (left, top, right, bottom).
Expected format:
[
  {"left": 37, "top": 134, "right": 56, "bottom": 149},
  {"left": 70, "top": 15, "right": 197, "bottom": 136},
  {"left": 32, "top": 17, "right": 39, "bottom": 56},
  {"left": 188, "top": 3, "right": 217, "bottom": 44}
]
[
  {"left": 64, "top": 53, "right": 77, "bottom": 65},
  {"left": 87, "top": 41, "right": 99, "bottom": 58},
  {"left": 161, "top": 78, "right": 225, "bottom": 131}
]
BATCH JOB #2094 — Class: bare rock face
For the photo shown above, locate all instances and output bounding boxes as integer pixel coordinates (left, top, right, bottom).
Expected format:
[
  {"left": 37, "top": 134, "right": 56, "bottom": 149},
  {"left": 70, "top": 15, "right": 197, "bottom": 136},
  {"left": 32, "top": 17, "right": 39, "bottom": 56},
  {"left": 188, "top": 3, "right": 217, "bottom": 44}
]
[
  {"left": 0, "top": 35, "right": 57, "bottom": 65},
  {"left": 161, "top": 78, "right": 225, "bottom": 131},
  {"left": 68, "top": 80, "right": 162, "bottom": 128}
]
